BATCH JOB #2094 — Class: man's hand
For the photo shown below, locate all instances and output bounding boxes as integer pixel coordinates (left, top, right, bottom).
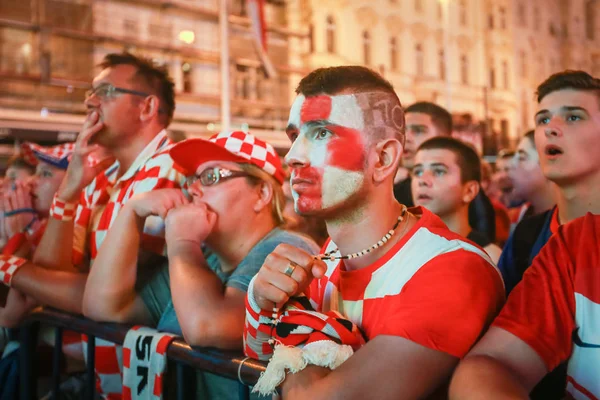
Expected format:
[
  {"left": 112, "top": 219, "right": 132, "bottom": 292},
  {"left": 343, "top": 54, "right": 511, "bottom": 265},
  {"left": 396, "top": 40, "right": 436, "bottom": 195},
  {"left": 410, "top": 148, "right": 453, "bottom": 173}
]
[
  {"left": 165, "top": 202, "right": 217, "bottom": 247},
  {"left": 128, "top": 189, "right": 190, "bottom": 220},
  {"left": 3, "top": 182, "right": 36, "bottom": 238},
  {"left": 252, "top": 244, "right": 327, "bottom": 310},
  {"left": 57, "top": 111, "right": 115, "bottom": 202}
]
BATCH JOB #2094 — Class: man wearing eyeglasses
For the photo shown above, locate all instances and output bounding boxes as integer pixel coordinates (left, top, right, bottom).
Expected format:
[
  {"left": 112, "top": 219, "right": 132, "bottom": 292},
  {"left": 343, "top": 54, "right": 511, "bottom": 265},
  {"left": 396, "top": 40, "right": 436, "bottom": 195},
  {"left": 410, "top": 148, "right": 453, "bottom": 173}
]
[{"left": 0, "top": 52, "right": 186, "bottom": 399}]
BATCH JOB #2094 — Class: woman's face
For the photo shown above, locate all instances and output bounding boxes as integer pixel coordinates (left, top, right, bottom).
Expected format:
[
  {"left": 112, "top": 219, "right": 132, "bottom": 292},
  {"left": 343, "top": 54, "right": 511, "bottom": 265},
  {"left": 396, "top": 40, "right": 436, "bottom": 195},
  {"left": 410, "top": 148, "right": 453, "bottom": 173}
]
[{"left": 186, "top": 161, "right": 262, "bottom": 240}]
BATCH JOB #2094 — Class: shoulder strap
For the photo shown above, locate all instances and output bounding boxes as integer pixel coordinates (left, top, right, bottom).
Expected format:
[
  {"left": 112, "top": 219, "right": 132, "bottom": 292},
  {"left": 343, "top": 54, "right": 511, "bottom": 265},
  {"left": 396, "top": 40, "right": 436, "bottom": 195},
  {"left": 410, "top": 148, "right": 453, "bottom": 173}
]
[{"left": 512, "top": 209, "right": 553, "bottom": 279}]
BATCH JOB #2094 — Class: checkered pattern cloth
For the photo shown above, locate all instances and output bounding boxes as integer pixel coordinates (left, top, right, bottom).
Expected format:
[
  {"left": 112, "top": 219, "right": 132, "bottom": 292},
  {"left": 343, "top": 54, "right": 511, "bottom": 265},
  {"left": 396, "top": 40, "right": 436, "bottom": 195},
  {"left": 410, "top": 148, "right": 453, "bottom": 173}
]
[
  {"left": 68, "top": 130, "right": 186, "bottom": 399},
  {"left": 244, "top": 208, "right": 504, "bottom": 395},
  {"left": 244, "top": 280, "right": 365, "bottom": 395},
  {"left": 122, "top": 326, "right": 176, "bottom": 400},
  {"left": 50, "top": 195, "right": 78, "bottom": 221},
  {"left": 21, "top": 142, "right": 75, "bottom": 169},
  {"left": 0, "top": 255, "right": 27, "bottom": 286},
  {"left": 211, "top": 131, "right": 285, "bottom": 184}
]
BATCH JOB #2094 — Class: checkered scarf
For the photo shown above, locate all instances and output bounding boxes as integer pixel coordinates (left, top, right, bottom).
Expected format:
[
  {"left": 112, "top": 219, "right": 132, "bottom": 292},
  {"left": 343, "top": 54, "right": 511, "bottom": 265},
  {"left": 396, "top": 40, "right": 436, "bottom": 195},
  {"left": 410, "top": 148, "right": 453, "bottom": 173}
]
[{"left": 245, "top": 278, "right": 366, "bottom": 395}]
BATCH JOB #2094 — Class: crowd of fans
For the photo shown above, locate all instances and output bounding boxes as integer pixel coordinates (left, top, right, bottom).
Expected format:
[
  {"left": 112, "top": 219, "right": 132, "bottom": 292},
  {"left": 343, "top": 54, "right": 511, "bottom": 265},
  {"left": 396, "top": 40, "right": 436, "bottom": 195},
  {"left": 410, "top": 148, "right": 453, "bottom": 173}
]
[{"left": 0, "top": 52, "right": 598, "bottom": 400}]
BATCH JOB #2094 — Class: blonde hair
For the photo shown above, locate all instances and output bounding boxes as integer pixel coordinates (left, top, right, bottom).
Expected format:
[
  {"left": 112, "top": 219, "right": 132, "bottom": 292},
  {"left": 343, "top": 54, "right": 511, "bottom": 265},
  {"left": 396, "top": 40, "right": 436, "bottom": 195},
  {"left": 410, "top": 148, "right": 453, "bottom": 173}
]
[{"left": 238, "top": 163, "right": 286, "bottom": 226}]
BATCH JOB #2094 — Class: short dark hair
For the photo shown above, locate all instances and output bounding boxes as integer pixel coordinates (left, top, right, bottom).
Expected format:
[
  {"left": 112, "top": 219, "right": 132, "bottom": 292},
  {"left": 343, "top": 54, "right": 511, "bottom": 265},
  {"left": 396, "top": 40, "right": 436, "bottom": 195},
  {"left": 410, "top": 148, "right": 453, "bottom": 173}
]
[
  {"left": 418, "top": 136, "right": 481, "bottom": 183},
  {"left": 100, "top": 53, "right": 176, "bottom": 127},
  {"left": 295, "top": 65, "right": 396, "bottom": 96},
  {"left": 295, "top": 66, "right": 404, "bottom": 144},
  {"left": 536, "top": 70, "right": 600, "bottom": 103},
  {"left": 405, "top": 102, "right": 453, "bottom": 135}
]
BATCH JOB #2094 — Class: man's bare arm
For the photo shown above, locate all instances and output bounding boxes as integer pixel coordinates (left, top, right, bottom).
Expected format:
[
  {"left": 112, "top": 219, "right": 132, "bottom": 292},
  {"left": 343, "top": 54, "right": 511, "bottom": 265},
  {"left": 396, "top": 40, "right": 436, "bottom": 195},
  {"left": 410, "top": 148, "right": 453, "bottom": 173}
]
[
  {"left": 282, "top": 335, "right": 459, "bottom": 400},
  {"left": 449, "top": 327, "right": 549, "bottom": 400}
]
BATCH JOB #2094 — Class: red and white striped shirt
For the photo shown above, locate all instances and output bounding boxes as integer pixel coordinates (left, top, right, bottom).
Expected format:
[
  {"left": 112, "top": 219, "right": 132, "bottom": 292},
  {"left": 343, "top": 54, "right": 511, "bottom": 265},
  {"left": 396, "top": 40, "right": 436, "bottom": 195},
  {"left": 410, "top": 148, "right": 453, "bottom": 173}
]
[{"left": 245, "top": 207, "right": 505, "bottom": 362}]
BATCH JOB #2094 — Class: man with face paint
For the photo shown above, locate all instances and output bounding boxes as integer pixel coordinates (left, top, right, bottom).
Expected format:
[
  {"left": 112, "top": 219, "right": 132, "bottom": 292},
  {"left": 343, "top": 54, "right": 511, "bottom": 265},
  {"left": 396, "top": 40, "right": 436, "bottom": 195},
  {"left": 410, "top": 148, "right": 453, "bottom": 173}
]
[{"left": 244, "top": 66, "right": 505, "bottom": 399}]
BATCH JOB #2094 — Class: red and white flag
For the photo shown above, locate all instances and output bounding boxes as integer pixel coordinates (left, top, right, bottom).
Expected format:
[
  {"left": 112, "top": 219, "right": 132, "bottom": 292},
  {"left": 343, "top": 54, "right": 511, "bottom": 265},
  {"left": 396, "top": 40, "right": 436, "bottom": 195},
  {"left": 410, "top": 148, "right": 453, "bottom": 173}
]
[{"left": 246, "top": 0, "right": 278, "bottom": 78}]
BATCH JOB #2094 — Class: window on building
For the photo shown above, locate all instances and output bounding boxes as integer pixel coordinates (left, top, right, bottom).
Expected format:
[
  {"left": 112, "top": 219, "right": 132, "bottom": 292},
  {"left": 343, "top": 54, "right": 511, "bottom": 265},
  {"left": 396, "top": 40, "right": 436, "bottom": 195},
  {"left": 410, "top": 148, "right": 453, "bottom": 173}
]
[
  {"left": 520, "top": 50, "right": 527, "bottom": 78},
  {"left": 490, "top": 63, "right": 496, "bottom": 89},
  {"left": 363, "top": 31, "right": 371, "bottom": 65},
  {"left": 326, "top": 15, "right": 336, "bottom": 53},
  {"left": 461, "top": 54, "right": 469, "bottom": 84},
  {"left": 309, "top": 24, "right": 315, "bottom": 53},
  {"left": 415, "top": 43, "right": 424, "bottom": 76},
  {"left": 439, "top": 49, "right": 445, "bottom": 80},
  {"left": 235, "top": 64, "right": 250, "bottom": 99},
  {"left": 459, "top": 0, "right": 468, "bottom": 26},
  {"left": 502, "top": 60, "right": 509, "bottom": 89},
  {"left": 437, "top": 1, "right": 443, "bottom": 19},
  {"left": 123, "top": 19, "right": 138, "bottom": 37},
  {"left": 182, "top": 62, "right": 193, "bottom": 93},
  {"left": 518, "top": 3, "right": 526, "bottom": 27},
  {"left": 586, "top": 0, "right": 596, "bottom": 40},
  {"left": 415, "top": 0, "right": 423, "bottom": 13},
  {"left": 499, "top": 7, "right": 506, "bottom": 29},
  {"left": 488, "top": 12, "right": 494, "bottom": 29},
  {"left": 390, "top": 37, "right": 398, "bottom": 71}
]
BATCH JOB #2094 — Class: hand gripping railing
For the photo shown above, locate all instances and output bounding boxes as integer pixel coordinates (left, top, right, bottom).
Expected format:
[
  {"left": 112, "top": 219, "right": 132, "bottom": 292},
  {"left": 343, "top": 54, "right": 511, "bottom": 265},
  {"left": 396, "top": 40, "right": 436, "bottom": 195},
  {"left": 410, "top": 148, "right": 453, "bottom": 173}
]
[{"left": 18, "top": 307, "right": 267, "bottom": 400}]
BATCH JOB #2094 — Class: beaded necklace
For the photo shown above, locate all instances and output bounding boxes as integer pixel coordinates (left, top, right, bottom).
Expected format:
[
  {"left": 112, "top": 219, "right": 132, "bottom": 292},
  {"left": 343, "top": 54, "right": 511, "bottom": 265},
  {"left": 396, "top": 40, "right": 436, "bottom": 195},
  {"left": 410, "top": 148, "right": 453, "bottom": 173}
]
[{"left": 315, "top": 205, "right": 409, "bottom": 261}]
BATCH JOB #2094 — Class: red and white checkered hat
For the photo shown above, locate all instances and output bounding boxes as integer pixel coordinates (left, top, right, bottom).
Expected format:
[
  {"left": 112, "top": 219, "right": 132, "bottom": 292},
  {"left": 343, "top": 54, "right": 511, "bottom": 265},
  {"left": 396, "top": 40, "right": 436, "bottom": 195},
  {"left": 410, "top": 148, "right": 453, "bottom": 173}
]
[
  {"left": 21, "top": 142, "right": 75, "bottom": 170},
  {"left": 169, "top": 131, "right": 285, "bottom": 184}
]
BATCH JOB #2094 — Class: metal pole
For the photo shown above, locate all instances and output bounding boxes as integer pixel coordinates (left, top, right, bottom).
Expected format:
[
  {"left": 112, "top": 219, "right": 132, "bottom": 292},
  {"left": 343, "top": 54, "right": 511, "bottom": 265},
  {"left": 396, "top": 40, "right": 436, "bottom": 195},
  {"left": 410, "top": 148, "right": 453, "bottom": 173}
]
[
  {"left": 442, "top": 0, "right": 452, "bottom": 111},
  {"left": 220, "top": 0, "right": 231, "bottom": 133}
]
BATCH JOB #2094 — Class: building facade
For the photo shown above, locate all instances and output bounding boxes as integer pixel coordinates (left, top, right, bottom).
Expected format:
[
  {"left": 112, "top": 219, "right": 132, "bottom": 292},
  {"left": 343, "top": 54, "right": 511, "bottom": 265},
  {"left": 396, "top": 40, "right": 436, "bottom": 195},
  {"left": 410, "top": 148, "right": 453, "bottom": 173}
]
[{"left": 0, "top": 0, "right": 599, "bottom": 154}]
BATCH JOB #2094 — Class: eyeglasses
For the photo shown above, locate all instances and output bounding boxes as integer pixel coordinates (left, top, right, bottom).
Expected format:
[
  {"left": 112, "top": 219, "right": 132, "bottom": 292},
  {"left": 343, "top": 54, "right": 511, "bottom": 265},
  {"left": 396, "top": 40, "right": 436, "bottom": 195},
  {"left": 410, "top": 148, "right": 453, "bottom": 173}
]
[
  {"left": 187, "top": 167, "right": 250, "bottom": 187},
  {"left": 85, "top": 84, "right": 151, "bottom": 100}
]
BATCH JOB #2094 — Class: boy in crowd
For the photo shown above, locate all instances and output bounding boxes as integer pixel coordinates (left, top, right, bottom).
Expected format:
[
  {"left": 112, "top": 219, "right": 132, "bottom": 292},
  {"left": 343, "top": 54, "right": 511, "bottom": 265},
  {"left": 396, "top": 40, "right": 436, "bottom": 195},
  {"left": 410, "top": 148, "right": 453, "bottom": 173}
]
[
  {"left": 508, "top": 130, "right": 555, "bottom": 224},
  {"left": 394, "top": 102, "right": 497, "bottom": 244},
  {"left": 450, "top": 70, "right": 600, "bottom": 399},
  {"left": 244, "top": 66, "right": 504, "bottom": 399},
  {"left": 412, "top": 137, "right": 502, "bottom": 263}
]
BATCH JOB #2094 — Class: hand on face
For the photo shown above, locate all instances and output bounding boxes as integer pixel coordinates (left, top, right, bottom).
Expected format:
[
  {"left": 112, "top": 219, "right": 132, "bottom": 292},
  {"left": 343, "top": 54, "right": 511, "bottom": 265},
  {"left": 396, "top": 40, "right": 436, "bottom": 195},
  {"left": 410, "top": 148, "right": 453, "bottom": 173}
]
[
  {"left": 128, "top": 189, "right": 190, "bottom": 220},
  {"left": 2, "top": 181, "right": 36, "bottom": 238},
  {"left": 57, "top": 111, "right": 116, "bottom": 202},
  {"left": 252, "top": 244, "right": 327, "bottom": 311},
  {"left": 164, "top": 202, "right": 217, "bottom": 246}
]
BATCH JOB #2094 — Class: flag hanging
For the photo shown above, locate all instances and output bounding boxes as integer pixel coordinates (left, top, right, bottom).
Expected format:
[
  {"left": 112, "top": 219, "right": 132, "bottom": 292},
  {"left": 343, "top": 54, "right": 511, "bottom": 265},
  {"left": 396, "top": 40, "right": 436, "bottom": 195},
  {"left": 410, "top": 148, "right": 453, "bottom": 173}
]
[{"left": 246, "top": 0, "right": 278, "bottom": 78}]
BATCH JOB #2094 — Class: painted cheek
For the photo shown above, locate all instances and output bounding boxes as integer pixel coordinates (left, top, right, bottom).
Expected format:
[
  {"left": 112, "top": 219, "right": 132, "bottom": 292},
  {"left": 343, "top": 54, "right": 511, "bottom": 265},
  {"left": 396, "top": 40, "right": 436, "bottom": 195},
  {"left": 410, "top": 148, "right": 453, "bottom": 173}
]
[
  {"left": 291, "top": 166, "right": 323, "bottom": 213},
  {"left": 326, "top": 126, "right": 366, "bottom": 171}
]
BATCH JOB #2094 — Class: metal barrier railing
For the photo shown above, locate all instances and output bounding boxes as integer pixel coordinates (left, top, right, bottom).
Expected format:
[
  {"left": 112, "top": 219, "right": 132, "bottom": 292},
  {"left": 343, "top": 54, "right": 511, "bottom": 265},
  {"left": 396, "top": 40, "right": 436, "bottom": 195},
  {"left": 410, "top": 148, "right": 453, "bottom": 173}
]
[{"left": 18, "top": 307, "right": 267, "bottom": 400}]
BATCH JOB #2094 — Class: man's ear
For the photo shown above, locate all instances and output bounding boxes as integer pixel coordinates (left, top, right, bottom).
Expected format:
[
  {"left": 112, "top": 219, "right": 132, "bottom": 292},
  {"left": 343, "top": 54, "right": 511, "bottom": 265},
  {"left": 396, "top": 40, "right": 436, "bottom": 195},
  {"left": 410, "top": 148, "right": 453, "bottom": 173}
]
[
  {"left": 139, "top": 95, "right": 160, "bottom": 122},
  {"left": 254, "top": 180, "right": 274, "bottom": 213},
  {"left": 372, "top": 138, "right": 403, "bottom": 183},
  {"left": 462, "top": 180, "right": 480, "bottom": 204}
]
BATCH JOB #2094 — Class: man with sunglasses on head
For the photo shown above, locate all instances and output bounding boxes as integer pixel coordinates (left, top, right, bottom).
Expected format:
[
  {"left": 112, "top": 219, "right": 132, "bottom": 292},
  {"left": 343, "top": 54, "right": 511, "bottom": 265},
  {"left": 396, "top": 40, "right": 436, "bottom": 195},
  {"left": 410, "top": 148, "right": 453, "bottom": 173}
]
[
  {"left": 0, "top": 52, "right": 186, "bottom": 399},
  {"left": 83, "top": 131, "right": 318, "bottom": 398}
]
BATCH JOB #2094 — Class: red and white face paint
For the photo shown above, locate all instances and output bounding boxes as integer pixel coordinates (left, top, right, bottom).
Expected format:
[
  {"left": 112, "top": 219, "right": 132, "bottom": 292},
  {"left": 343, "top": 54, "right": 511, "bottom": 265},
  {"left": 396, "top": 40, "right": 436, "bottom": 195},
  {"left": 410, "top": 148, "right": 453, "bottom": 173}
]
[{"left": 285, "top": 93, "right": 403, "bottom": 215}]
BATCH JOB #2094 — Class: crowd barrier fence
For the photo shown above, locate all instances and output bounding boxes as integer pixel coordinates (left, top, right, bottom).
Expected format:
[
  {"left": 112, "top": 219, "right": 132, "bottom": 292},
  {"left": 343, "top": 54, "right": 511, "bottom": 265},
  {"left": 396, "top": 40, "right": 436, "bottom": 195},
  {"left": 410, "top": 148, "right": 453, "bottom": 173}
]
[{"left": 18, "top": 307, "right": 267, "bottom": 400}]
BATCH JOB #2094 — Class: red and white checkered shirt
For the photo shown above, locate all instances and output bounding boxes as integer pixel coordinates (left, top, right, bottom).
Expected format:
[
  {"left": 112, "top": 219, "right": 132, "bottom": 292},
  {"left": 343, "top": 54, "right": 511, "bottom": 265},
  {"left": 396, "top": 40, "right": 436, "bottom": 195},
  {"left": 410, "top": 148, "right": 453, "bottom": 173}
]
[
  {"left": 72, "top": 130, "right": 186, "bottom": 399},
  {"left": 72, "top": 130, "right": 186, "bottom": 267},
  {"left": 245, "top": 208, "right": 505, "bottom": 363}
]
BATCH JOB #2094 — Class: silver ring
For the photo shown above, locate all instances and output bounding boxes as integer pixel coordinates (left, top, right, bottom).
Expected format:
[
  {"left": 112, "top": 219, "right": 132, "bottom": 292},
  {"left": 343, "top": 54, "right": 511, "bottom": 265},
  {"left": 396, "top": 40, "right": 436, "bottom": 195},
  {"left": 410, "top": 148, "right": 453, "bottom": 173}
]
[{"left": 283, "top": 261, "right": 298, "bottom": 277}]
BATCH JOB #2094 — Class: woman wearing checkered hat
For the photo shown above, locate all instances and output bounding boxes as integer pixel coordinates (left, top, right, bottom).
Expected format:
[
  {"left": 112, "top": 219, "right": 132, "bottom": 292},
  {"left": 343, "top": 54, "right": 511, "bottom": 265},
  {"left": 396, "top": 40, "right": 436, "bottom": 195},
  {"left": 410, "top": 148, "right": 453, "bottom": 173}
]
[{"left": 83, "top": 131, "right": 318, "bottom": 395}]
